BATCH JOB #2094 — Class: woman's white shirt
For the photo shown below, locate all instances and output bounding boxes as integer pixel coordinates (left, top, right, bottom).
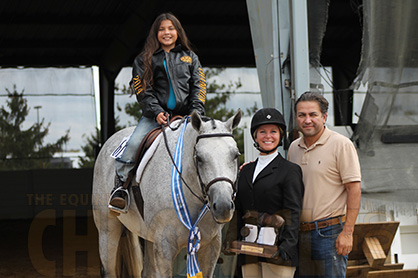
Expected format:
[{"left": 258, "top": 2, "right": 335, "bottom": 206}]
[{"left": 252, "top": 152, "right": 278, "bottom": 183}]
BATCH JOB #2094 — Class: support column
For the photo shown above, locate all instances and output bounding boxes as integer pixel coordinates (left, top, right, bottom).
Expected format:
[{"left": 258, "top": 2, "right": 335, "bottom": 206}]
[{"left": 99, "top": 67, "right": 117, "bottom": 145}]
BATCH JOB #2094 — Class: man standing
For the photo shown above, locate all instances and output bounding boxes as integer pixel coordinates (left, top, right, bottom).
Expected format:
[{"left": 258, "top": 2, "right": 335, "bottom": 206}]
[{"left": 288, "top": 91, "right": 361, "bottom": 278}]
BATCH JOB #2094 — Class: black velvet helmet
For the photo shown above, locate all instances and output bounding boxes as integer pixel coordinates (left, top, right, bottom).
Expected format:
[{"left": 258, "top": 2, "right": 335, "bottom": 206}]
[{"left": 250, "top": 108, "right": 287, "bottom": 151}]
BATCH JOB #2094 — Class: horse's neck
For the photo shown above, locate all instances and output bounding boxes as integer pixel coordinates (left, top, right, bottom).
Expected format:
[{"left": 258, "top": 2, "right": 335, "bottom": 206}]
[
  {"left": 180, "top": 125, "right": 198, "bottom": 183},
  {"left": 170, "top": 124, "right": 204, "bottom": 210}
]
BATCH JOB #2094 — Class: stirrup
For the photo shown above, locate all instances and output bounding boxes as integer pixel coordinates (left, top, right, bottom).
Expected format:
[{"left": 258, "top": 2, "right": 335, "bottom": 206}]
[{"left": 108, "top": 186, "right": 130, "bottom": 214}]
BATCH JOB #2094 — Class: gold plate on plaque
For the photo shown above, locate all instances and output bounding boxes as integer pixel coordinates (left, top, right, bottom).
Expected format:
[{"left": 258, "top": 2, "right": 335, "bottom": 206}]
[{"left": 227, "top": 241, "right": 278, "bottom": 258}]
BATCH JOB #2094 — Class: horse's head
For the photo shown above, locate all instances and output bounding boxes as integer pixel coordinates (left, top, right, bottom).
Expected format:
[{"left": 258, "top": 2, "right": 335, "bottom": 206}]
[{"left": 190, "top": 109, "right": 242, "bottom": 223}]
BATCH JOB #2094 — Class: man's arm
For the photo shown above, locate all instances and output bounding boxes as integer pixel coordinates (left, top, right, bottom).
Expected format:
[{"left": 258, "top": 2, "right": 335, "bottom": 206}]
[{"left": 336, "top": 181, "right": 361, "bottom": 255}]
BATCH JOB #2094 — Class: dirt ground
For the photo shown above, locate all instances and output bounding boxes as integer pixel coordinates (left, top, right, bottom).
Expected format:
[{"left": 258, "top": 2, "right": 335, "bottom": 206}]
[{"left": 0, "top": 217, "right": 101, "bottom": 278}]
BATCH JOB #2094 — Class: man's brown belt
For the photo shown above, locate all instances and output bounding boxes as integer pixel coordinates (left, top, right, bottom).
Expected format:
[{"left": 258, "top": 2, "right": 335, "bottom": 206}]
[{"left": 300, "top": 215, "right": 346, "bottom": 232}]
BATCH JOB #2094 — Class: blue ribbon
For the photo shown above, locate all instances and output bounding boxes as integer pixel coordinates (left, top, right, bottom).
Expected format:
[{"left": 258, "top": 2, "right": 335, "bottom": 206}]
[{"left": 171, "top": 118, "right": 209, "bottom": 278}]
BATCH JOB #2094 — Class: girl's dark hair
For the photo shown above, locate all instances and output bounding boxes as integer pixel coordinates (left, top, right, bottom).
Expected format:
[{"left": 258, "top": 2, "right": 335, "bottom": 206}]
[{"left": 140, "top": 13, "right": 192, "bottom": 90}]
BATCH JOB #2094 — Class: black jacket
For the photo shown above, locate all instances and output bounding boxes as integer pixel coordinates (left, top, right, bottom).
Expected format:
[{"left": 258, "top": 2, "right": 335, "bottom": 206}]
[
  {"left": 131, "top": 45, "right": 206, "bottom": 119},
  {"left": 233, "top": 154, "right": 304, "bottom": 267}
]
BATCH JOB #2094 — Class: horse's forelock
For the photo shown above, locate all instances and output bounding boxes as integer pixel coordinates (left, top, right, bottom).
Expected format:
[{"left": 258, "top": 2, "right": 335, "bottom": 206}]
[{"left": 199, "top": 116, "right": 212, "bottom": 122}]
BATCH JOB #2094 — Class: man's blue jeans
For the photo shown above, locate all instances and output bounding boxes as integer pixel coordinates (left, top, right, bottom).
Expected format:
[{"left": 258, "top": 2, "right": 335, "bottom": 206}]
[
  {"left": 115, "top": 116, "right": 160, "bottom": 181},
  {"left": 296, "top": 217, "right": 348, "bottom": 278}
]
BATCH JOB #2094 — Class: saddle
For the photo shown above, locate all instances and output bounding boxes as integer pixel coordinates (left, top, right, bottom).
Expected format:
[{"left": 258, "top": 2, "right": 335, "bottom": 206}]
[{"left": 122, "top": 115, "right": 183, "bottom": 218}]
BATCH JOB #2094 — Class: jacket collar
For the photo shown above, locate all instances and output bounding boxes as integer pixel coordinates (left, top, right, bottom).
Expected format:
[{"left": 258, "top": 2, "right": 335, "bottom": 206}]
[
  {"left": 245, "top": 154, "right": 283, "bottom": 186},
  {"left": 154, "top": 44, "right": 183, "bottom": 55}
]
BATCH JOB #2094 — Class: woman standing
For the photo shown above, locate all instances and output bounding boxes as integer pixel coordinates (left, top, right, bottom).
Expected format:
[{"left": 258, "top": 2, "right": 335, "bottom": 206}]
[
  {"left": 109, "top": 13, "right": 207, "bottom": 212},
  {"left": 225, "top": 108, "right": 304, "bottom": 278}
]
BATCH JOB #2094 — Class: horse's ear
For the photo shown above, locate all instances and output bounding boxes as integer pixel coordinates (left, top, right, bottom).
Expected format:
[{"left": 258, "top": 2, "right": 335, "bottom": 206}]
[
  {"left": 191, "top": 110, "right": 202, "bottom": 132},
  {"left": 226, "top": 109, "right": 242, "bottom": 130}
]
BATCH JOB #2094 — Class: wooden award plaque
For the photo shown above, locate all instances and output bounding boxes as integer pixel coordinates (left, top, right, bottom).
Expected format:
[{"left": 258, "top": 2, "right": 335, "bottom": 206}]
[{"left": 228, "top": 240, "right": 278, "bottom": 258}]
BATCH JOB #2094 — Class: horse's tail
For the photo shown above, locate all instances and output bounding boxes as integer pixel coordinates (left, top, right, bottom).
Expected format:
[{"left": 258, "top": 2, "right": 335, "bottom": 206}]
[{"left": 116, "top": 228, "right": 143, "bottom": 277}]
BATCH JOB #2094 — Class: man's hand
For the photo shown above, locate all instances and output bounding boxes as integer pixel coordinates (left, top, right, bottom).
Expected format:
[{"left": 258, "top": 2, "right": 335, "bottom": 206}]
[
  {"left": 336, "top": 231, "right": 353, "bottom": 256},
  {"left": 338, "top": 181, "right": 360, "bottom": 256}
]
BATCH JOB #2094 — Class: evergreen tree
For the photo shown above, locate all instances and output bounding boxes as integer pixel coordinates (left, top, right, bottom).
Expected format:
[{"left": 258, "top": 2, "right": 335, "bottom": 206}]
[
  {"left": 78, "top": 118, "right": 124, "bottom": 168},
  {"left": 78, "top": 128, "right": 101, "bottom": 168},
  {"left": 0, "top": 86, "right": 70, "bottom": 170}
]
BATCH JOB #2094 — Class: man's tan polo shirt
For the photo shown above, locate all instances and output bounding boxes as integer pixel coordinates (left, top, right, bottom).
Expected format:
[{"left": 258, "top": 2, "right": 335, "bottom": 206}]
[{"left": 288, "top": 127, "right": 361, "bottom": 223}]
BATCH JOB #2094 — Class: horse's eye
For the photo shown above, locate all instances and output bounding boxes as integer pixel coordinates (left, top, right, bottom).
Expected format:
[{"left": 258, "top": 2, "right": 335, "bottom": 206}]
[
  {"left": 195, "top": 155, "right": 203, "bottom": 163},
  {"left": 234, "top": 152, "right": 241, "bottom": 160}
]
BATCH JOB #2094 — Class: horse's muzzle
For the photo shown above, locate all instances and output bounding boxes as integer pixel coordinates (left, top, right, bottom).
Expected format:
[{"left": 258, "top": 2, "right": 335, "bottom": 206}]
[{"left": 211, "top": 199, "right": 235, "bottom": 224}]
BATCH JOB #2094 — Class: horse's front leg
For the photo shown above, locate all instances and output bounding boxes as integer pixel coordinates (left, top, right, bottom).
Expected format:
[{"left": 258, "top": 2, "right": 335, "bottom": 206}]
[
  {"left": 198, "top": 233, "right": 222, "bottom": 278},
  {"left": 143, "top": 239, "right": 178, "bottom": 278}
]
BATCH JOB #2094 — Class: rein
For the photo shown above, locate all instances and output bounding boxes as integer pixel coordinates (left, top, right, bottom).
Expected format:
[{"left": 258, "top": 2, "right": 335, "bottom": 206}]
[{"left": 161, "top": 116, "right": 205, "bottom": 203}]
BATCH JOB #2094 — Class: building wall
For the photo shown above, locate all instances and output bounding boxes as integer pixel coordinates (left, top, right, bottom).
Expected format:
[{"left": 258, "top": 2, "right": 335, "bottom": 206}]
[{"left": 0, "top": 168, "right": 94, "bottom": 220}]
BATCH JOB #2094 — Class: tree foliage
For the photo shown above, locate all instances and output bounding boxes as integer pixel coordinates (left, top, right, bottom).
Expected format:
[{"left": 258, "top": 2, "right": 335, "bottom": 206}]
[
  {"left": 78, "top": 128, "right": 101, "bottom": 168},
  {"left": 0, "top": 86, "right": 70, "bottom": 170},
  {"left": 78, "top": 118, "right": 124, "bottom": 168}
]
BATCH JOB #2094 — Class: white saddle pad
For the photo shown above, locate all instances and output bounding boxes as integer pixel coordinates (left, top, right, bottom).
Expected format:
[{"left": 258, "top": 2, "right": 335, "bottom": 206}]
[{"left": 135, "top": 132, "right": 163, "bottom": 183}]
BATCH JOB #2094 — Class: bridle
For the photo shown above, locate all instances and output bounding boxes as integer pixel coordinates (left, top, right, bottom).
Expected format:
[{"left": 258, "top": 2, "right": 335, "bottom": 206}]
[
  {"left": 161, "top": 116, "right": 239, "bottom": 205},
  {"left": 194, "top": 133, "right": 239, "bottom": 202}
]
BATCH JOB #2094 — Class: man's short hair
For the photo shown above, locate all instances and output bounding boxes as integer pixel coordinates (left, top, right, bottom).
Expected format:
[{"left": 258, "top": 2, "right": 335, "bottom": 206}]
[{"left": 294, "top": 91, "right": 329, "bottom": 115}]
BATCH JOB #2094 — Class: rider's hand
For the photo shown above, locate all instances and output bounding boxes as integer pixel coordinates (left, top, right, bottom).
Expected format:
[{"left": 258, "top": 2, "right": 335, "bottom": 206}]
[{"left": 156, "top": 112, "right": 167, "bottom": 125}]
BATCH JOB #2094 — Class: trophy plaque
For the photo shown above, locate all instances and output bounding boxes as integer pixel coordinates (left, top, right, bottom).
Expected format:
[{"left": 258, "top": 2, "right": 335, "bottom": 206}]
[{"left": 228, "top": 240, "right": 278, "bottom": 258}]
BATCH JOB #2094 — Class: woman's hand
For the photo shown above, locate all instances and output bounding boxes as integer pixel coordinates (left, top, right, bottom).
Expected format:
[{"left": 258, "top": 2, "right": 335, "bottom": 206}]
[
  {"left": 156, "top": 112, "right": 168, "bottom": 125},
  {"left": 239, "top": 161, "right": 252, "bottom": 172}
]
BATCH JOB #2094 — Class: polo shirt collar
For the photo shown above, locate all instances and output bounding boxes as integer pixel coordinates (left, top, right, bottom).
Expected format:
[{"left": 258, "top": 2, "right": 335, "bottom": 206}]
[{"left": 298, "top": 126, "right": 331, "bottom": 150}]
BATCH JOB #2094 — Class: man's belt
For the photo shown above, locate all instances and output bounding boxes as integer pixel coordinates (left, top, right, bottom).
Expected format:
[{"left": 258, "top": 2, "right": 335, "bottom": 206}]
[{"left": 300, "top": 215, "right": 346, "bottom": 232}]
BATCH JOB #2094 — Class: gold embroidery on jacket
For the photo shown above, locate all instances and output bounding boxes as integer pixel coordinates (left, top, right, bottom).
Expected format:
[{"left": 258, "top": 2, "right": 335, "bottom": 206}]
[
  {"left": 180, "top": 56, "right": 192, "bottom": 64},
  {"left": 133, "top": 75, "right": 143, "bottom": 95},
  {"left": 197, "top": 67, "right": 206, "bottom": 104}
]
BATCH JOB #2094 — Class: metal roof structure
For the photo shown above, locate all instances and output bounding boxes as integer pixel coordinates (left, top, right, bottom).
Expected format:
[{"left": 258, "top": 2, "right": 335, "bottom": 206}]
[
  {"left": 0, "top": 0, "right": 254, "bottom": 68},
  {"left": 0, "top": 0, "right": 362, "bottom": 142}
]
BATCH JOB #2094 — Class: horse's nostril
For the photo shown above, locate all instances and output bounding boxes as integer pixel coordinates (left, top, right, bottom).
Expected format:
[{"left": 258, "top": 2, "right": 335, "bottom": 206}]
[
  {"left": 213, "top": 203, "right": 217, "bottom": 211},
  {"left": 230, "top": 202, "right": 235, "bottom": 210}
]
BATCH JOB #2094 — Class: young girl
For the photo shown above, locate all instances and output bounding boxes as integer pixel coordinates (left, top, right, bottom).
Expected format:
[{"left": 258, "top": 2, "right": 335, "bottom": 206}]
[{"left": 109, "top": 13, "right": 207, "bottom": 212}]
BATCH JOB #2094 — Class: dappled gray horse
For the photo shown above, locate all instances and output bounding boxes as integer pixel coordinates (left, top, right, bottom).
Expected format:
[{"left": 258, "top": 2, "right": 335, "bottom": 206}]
[{"left": 92, "top": 110, "right": 241, "bottom": 278}]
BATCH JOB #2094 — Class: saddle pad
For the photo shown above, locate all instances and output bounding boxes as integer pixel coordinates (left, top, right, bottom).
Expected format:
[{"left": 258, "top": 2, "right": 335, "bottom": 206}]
[{"left": 134, "top": 132, "right": 163, "bottom": 183}]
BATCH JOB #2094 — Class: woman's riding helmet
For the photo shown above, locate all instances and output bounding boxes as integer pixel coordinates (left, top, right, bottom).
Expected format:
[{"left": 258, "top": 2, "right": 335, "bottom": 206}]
[{"left": 250, "top": 108, "right": 287, "bottom": 148}]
